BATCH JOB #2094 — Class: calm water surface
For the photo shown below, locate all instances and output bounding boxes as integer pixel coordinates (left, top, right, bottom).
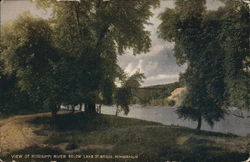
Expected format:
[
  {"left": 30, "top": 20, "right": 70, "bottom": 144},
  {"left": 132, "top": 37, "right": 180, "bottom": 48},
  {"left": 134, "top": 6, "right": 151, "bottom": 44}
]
[{"left": 100, "top": 105, "right": 250, "bottom": 136}]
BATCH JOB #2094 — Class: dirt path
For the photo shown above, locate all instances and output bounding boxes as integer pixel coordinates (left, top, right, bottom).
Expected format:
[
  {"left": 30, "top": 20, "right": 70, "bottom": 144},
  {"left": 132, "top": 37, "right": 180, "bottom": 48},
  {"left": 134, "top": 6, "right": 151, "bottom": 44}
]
[
  {"left": 0, "top": 111, "right": 69, "bottom": 156},
  {"left": 0, "top": 111, "right": 249, "bottom": 158},
  {"left": 0, "top": 112, "right": 51, "bottom": 156}
]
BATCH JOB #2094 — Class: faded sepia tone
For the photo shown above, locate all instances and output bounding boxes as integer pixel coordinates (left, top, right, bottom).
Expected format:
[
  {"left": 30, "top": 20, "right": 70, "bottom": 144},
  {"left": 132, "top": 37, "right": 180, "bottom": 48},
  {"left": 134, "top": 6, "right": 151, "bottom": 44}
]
[{"left": 0, "top": 0, "right": 249, "bottom": 162}]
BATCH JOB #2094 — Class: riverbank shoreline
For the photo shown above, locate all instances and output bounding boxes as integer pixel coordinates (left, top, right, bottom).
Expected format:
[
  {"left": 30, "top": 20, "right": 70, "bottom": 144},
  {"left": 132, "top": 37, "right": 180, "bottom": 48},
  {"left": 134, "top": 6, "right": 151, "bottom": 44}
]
[
  {"left": 1, "top": 111, "right": 249, "bottom": 162},
  {"left": 100, "top": 105, "right": 250, "bottom": 136}
]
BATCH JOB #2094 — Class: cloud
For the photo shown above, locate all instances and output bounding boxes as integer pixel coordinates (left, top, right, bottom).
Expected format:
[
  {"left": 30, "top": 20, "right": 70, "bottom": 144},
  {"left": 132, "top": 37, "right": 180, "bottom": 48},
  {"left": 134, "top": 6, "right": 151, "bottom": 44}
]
[
  {"left": 124, "top": 62, "right": 134, "bottom": 75},
  {"left": 124, "top": 59, "right": 144, "bottom": 75},
  {"left": 118, "top": 46, "right": 186, "bottom": 86},
  {"left": 144, "top": 61, "right": 159, "bottom": 74},
  {"left": 137, "top": 59, "right": 144, "bottom": 73},
  {"left": 147, "top": 74, "right": 179, "bottom": 81}
]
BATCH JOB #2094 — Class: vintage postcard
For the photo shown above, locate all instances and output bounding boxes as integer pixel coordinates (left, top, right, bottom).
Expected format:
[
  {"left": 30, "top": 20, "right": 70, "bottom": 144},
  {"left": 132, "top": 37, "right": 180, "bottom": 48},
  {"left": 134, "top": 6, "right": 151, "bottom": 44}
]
[{"left": 0, "top": 0, "right": 249, "bottom": 161}]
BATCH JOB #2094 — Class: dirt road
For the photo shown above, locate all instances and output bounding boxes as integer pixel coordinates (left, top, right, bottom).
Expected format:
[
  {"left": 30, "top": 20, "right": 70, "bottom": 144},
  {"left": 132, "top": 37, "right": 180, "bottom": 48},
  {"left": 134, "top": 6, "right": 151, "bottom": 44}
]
[
  {"left": 0, "top": 111, "right": 71, "bottom": 156},
  {"left": 0, "top": 113, "right": 52, "bottom": 156}
]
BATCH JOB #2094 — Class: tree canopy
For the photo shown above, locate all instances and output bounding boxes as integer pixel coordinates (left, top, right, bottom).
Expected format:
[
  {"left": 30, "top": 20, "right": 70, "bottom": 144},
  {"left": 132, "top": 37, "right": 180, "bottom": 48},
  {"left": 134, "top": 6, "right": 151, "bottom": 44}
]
[
  {"left": 158, "top": 0, "right": 249, "bottom": 129},
  {"left": 36, "top": 0, "right": 159, "bottom": 113},
  {"left": 1, "top": 0, "right": 160, "bottom": 117},
  {"left": 1, "top": 13, "right": 65, "bottom": 116}
]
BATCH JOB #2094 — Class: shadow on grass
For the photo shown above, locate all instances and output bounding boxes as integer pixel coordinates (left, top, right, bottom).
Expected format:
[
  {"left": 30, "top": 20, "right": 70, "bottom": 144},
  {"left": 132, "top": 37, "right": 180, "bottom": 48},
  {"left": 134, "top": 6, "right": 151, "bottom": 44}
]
[
  {"left": 182, "top": 144, "right": 248, "bottom": 162},
  {"left": 29, "top": 112, "right": 159, "bottom": 132},
  {"left": 169, "top": 126, "right": 238, "bottom": 138},
  {"left": 184, "top": 137, "right": 242, "bottom": 161},
  {"left": 158, "top": 137, "right": 248, "bottom": 162},
  {"left": 21, "top": 112, "right": 248, "bottom": 162}
]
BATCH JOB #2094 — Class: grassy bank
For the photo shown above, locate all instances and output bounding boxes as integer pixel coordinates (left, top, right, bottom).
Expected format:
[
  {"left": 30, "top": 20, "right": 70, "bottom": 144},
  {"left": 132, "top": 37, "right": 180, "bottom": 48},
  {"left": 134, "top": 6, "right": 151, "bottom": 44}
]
[{"left": 2, "top": 112, "right": 249, "bottom": 162}]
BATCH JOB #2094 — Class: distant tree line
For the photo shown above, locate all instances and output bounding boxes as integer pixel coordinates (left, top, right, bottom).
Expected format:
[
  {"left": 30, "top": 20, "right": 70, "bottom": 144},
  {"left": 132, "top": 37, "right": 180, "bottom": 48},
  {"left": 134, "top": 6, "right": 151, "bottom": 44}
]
[{"left": 133, "top": 82, "right": 180, "bottom": 106}]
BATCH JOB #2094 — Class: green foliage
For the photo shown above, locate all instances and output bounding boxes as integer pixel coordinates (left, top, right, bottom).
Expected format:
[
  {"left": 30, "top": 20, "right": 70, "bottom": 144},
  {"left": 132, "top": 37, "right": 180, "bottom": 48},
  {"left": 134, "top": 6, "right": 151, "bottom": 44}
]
[
  {"left": 0, "top": 13, "right": 58, "bottom": 115},
  {"left": 218, "top": 0, "right": 250, "bottom": 109},
  {"left": 36, "top": 0, "right": 159, "bottom": 111},
  {"left": 115, "top": 71, "right": 145, "bottom": 114},
  {"left": 37, "top": 0, "right": 160, "bottom": 54},
  {"left": 0, "top": 67, "right": 42, "bottom": 117},
  {"left": 1, "top": 13, "right": 56, "bottom": 91},
  {"left": 158, "top": 0, "right": 250, "bottom": 127},
  {"left": 1, "top": 0, "right": 159, "bottom": 115}
]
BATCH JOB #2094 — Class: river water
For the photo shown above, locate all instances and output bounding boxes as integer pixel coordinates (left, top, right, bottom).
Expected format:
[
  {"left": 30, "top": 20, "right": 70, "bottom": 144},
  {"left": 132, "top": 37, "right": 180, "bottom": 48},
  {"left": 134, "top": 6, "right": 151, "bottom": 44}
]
[{"left": 100, "top": 105, "right": 250, "bottom": 136}]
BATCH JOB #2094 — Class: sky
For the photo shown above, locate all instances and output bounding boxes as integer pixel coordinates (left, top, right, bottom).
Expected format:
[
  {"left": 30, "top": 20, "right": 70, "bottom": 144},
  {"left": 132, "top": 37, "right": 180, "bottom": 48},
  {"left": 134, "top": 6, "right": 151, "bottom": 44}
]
[{"left": 0, "top": 0, "right": 224, "bottom": 86}]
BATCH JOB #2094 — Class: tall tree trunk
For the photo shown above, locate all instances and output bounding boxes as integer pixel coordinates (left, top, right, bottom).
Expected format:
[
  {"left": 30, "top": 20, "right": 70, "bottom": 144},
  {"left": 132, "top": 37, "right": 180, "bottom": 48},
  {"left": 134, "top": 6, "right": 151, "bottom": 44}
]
[
  {"left": 96, "top": 104, "right": 102, "bottom": 113},
  {"left": 71, "top": 106, "right": 75, "bottom": 113},
  {"left": 115, "top": 107, "right": 120, "bottom": 116},
  {"left": 98, "top": 104, "right": 102, "bottom": 113},
  {"left": 51, "top": 105, "right": 60, "bottom": 119},
  {"left": 196, "top": 115, "right": 202, "bottom": 130},
  {"left": 84, "top": 103, "right": 87, "bottom": 111},
  {"left": 51, "top": 107, "right": 57, "bottom": 119},
  {"left": 85, "top": 102, "right": 96, "bottom": 114},
  {"left": 80, "top": 103, "right": 83, "bottom": 111}
]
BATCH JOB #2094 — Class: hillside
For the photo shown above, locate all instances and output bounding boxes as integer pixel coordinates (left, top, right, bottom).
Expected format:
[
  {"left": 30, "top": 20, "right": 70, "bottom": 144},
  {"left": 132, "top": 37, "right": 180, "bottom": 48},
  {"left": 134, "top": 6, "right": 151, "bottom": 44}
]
[
  {"left": 0, "top": 112, "right": 249, "bottom": 162},
  {"left": 134, "top": 82, "right": 180, "bottom": 106}
]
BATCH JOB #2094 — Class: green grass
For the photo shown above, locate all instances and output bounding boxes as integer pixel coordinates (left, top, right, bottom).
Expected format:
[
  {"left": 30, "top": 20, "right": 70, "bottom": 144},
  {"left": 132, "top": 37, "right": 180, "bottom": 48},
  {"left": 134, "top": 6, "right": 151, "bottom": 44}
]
[{"left": 3, "top": 112, "right": 249, "bottom": 162}]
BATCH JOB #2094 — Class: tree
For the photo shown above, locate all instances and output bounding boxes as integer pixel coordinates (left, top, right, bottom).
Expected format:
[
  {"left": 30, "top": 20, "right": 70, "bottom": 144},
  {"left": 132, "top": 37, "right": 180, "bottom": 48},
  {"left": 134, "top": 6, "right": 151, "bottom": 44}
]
[
  {"left": 1, "top": 13, "right": 62, "bottom": 118},
  {"left": 158, "top": 0, "right": 226, "bottom": 129},
  {"left": 115, "top": 70, "right": 145, "bottom": 115},
  {"left": 218, "top": 0, "right": 250, "bottom": 110},
  {"left": 0, "top": 63, "right": 41, "bottom": 116},
  {"left": 36, "top": 0, "right": 160, "bottom": 113}
]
